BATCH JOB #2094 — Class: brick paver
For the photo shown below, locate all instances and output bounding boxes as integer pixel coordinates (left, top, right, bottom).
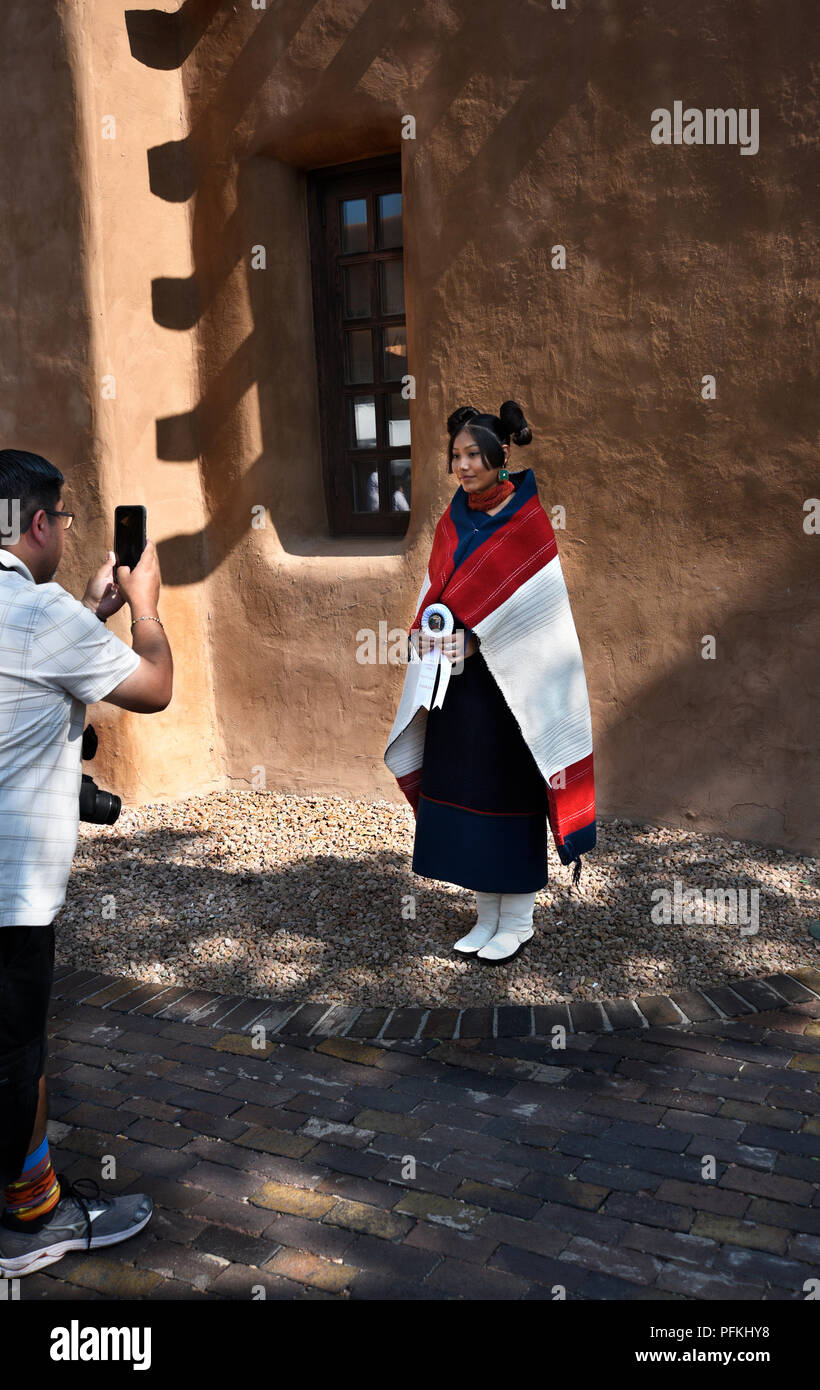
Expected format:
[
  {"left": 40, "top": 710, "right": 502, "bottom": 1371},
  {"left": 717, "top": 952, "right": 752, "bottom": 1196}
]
[
  {"left": 6, "top": 978, "right": 818, "bottom": 1301},
  {"left": 45, "top": 966, "right": 820, "bottom": 1041}
]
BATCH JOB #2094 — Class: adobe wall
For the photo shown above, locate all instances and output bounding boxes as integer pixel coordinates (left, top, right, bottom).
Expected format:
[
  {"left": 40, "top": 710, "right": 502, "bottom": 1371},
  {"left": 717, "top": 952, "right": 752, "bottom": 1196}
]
[
  {"left": 1, "top": 2, "right": 223, "bottom": 800},
  {"left": 2, "top": 1, "right": 817, "bottom": 853}
]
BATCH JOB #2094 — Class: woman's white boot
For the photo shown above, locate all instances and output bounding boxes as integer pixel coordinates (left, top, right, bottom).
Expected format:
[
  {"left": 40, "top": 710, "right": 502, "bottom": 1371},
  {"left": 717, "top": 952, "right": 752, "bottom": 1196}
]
[
  {"left": 453, "top": 891, "right": 503, "bottom": 954},
  {"left": 477, "top": 891, "right": 537, "bottom": 964}
]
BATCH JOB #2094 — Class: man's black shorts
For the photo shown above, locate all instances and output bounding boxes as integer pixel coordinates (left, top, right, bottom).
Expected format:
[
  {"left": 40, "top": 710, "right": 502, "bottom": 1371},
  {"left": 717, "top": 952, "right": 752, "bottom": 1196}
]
[{"left": 0, "top": 924, "right": 55, "bottom": 1188}]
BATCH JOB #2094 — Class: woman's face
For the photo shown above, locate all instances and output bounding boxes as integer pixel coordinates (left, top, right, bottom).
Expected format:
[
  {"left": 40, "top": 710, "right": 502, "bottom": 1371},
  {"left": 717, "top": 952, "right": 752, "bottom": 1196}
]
[{"left": 451, "top": 430, "right": 509, "bottom": 491}]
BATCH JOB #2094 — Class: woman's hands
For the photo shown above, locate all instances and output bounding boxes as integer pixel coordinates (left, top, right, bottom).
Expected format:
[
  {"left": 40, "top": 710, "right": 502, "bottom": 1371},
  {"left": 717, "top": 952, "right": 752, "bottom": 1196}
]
[{"left": 436, "top": 630, "right": 478, "bottom": 661}]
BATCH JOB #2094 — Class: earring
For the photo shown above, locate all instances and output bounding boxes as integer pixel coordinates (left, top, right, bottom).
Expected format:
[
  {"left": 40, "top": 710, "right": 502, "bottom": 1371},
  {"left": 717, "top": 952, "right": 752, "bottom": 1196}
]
[{"left": 498, "top": 458, "right": 509, "bottom": 481}]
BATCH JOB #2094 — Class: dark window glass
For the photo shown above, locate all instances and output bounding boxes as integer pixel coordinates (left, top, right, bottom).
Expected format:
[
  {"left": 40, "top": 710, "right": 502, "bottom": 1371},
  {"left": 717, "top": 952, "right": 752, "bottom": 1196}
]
[
  {"left": 343, "top": 264, "right": 372, "bottom": 318},
  {"left": 387, "top": 394, "right": 410, "bottom": 447},
  {"left": 379, "top": 260, "right": 405, "bottom": 316},
  {"left": 349, "top": 395, "right": 377, "bottom": 448},
  {"left": 382, "top": 325, "right": 407, "bottom": 381},
  {"left": 308, "top": 158, "right": 411, "bottom": 536},
  {"left": 389, "top": 459, "right": 411, "bottom": 512},
  {"left": 345, "top": 329, "right": 373, "bottom": 384},
  {"left": 352, "top": 461, "right": 380, "bottom": 513},
  {"left": 377, "top": 193, "right": 402, "bottom": 248},
  {"left": 340, "top": 198, "right": 368, "bottom": 253}
]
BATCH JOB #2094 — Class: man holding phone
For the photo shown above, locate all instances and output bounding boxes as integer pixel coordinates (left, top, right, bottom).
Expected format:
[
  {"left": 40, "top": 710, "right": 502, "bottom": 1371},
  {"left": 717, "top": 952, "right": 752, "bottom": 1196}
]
[{"left": 0, "top": 449, "right": 173, "bottom": 1277}]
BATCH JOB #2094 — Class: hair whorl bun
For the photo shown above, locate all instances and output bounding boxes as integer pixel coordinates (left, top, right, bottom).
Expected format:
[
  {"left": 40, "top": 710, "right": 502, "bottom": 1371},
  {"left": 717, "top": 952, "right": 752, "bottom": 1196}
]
[
  {"left": 446, "top": 405, "right": 480, "bottom": 436},
  {"left": 498, "top": 400, "right": 532, "bottom": 446},
  {"left": 445, "top": 399, "right": 532, "bottom": 473}
]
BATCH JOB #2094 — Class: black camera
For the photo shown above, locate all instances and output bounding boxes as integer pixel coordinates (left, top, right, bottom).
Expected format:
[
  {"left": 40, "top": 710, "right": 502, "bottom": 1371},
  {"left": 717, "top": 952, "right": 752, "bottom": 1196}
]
[{"left": 80, "top": 724, "right": 121, "bottom": 825}]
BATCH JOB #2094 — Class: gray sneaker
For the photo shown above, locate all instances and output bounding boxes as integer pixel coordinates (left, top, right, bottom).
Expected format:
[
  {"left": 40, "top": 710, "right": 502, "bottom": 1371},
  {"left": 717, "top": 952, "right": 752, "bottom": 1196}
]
[{"left": 0, "top": 1176, "right": 153, "bottom": 1277}]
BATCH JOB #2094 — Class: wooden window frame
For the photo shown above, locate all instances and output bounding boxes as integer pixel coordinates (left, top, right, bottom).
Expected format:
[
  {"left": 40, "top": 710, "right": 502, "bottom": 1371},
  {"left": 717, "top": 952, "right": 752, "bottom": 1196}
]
[{"left": 307, "top": 154, "right": 410, "bottom": 537}]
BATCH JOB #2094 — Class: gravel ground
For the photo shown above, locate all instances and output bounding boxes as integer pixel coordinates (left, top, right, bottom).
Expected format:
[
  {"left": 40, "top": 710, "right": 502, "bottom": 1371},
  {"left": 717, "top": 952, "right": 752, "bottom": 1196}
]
[{"left": 58, "top": 790, "right": 818, "bottom": 1008}]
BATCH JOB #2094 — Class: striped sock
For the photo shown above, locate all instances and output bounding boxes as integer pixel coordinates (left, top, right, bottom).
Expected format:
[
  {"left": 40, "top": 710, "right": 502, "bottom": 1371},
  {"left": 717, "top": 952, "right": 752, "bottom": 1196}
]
[{"left": 2, "top": 1137, "right": 61, "bottom": 1228}]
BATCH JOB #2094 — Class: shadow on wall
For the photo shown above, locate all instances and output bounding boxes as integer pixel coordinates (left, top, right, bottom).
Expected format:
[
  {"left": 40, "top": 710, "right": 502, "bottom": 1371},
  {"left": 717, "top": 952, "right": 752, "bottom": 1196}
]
[
  {"left": 142, "top": 0, "right": 419, "bottom": 563},
  {"left": 125, "top": 0, "right": 224, "bottom": 70},
  {"left": 134, "top": 0, "right": 626, "bottom": 565},
  {"left": 120, "top": 0, "right": 819, "bottom": 852},
  {"left": 124, "top": 0, "right": 815, "bottom": 570}
]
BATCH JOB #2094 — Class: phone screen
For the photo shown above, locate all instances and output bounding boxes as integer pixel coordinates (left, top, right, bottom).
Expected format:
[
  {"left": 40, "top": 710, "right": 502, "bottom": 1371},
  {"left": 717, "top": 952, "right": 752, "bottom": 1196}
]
[{"left": 114, "top": 506, "right": 146, "bottom": 572}]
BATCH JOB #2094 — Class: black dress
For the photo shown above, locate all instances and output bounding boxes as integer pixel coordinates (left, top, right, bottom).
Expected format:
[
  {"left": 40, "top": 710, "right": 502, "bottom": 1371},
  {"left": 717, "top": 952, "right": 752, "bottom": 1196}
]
[{"left": 411, "top": 647, "right": 550, "bottom": 892}]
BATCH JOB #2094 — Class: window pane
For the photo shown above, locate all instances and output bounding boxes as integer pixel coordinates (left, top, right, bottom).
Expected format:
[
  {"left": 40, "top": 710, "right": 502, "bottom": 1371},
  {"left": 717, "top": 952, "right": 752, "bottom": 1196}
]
[
  {"left": 390, "top": 459, "right": 411, "bottom": 512},
  {"left": 377, "top": 193, "right": 402, "bottom": 248},
  {"left": 340, "top": 198, "right": 368, "bottom": 253},
  {"left": 382, "top": 325, "right": 407, "bottom": 381},
  {"left": 343, "top": 264, "right": 371, "bottom": 319},
  {"left": 352, "top": 460, "right": 380, "bottom": 513},
  {"left": 345, "top": 329, "right": 373, "bottom": 384},
  {"left": 349, "top": 396, "right": 377, "bottom": 448},
  {"left": 379, "top": 259, "right": 404, "bottom": 316},
  {"left": 387, "top": 394, "right": 410, "bottom": 447}
]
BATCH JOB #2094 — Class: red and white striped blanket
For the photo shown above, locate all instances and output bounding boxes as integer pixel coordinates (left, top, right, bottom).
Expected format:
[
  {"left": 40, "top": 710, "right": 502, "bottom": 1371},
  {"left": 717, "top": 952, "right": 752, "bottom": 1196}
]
[{"left": 384, "top": 470, "right": 596, "bottom": 881}]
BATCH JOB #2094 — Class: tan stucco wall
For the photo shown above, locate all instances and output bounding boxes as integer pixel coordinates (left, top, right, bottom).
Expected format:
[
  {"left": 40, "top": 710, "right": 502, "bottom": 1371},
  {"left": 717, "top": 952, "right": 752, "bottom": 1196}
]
[{"left": 2, "top": 1, "right": 818, "bottom": 853}]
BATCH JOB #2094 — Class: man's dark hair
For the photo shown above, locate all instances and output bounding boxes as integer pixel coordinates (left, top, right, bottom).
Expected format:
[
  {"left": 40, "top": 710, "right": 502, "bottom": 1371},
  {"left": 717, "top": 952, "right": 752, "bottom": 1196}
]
[{"left": 0, "top": 449, "right": 64, "bottom": 535}]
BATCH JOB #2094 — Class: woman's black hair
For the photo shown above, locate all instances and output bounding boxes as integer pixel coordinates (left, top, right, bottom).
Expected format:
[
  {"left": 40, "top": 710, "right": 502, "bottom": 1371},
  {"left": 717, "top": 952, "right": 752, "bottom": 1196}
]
[
  {"left": 0, "top": 449, "right": 64, "bottom": 533},
  {"left": 446, "top": 400, "right": 532, "bottom": 472}
]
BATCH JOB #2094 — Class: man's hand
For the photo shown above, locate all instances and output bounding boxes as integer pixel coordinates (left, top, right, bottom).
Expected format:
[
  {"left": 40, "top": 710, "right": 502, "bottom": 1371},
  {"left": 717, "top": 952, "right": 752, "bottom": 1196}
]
[
  {"left": 100, "top": 539, "right": 171, "bottom": 714},
  {"left": 115, "top": 538, "right": 162, "bottom": 617},
  {"left": 82, "top": 551, "right": 125, "bottom": 621}
]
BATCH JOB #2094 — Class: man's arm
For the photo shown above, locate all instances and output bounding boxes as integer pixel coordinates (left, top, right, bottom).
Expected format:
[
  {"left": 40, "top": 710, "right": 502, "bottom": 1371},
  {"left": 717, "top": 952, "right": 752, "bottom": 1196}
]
[
  {"left": 103, "top": 617, "right": 172, "bottom": 713},
  {"left": 100, "top": 540, "right": 172, "bottom": 713}
]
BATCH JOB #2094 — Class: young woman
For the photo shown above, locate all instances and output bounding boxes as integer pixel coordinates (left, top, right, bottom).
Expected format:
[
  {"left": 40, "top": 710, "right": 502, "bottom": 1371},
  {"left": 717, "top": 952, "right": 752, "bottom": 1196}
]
[{"left": 384, "top": 401, "right": 596, "bottom": 965}]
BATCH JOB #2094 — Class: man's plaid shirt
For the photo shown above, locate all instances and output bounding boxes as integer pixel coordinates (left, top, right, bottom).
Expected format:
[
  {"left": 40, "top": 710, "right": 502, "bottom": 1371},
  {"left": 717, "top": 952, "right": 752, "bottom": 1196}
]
[{"left": 0, "top": 553, "right": 139, "bottom": 927}]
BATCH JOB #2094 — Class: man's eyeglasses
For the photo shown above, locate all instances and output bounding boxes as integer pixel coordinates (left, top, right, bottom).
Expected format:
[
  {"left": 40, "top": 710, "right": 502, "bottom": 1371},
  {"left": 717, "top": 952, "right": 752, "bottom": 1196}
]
[
  {"left": 22, "top": 508, "right": 75, "bottom": 532},
  {"left": 43, "top": 509, "right": 75, "bottom": 530}
]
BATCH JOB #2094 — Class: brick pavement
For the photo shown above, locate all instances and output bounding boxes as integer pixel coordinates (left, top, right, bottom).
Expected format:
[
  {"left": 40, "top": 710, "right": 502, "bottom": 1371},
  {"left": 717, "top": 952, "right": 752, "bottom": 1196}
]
[
  {"left": 6, "top": 967, "right": 820, "bottom": 1301},
  {"left": 42, "top": 963, "right": 820, "bottom": 1041}
]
